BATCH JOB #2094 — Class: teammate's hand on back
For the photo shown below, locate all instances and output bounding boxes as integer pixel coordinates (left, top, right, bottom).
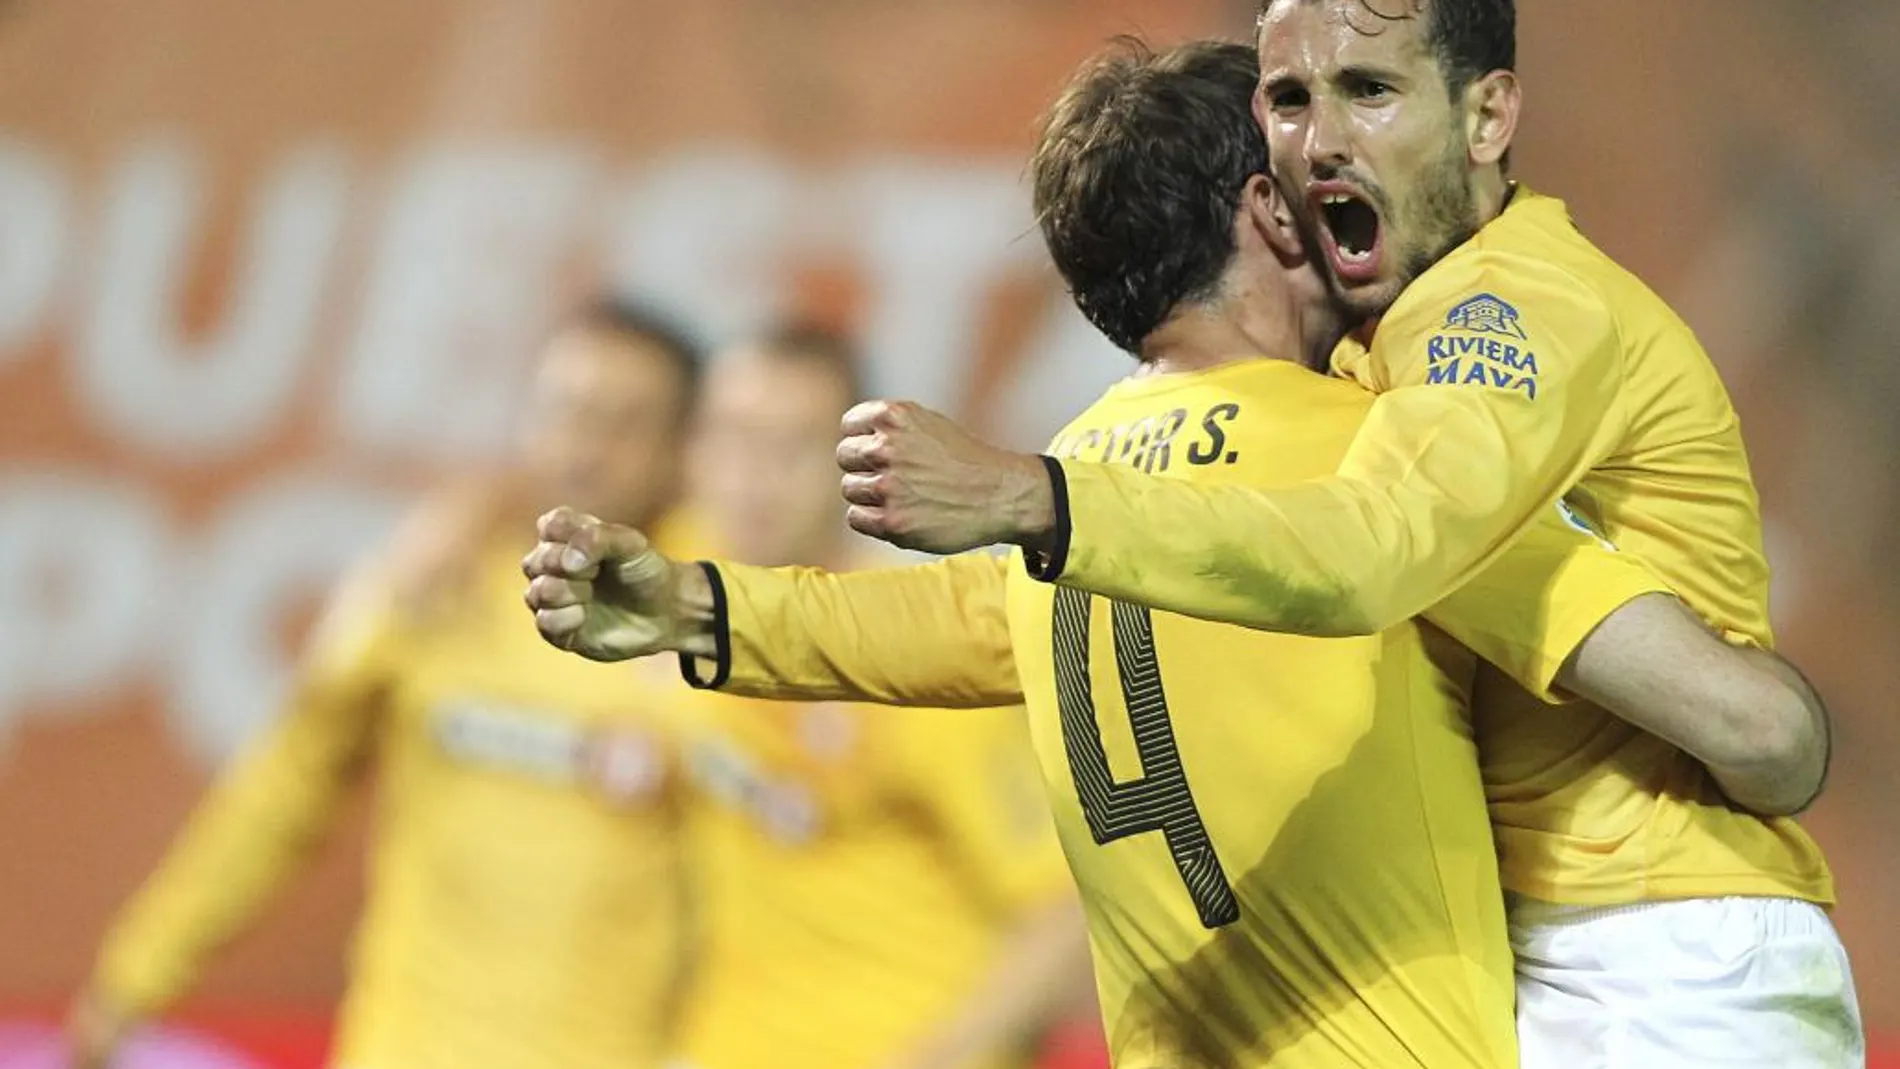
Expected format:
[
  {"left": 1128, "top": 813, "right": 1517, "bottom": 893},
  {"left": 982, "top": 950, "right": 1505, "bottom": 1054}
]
[
  {"left": 837, "top": 400, "right": 1057, "bottom": 556},
  {"left": 521, "top": 507, "right": 713, "bottom": 662}
]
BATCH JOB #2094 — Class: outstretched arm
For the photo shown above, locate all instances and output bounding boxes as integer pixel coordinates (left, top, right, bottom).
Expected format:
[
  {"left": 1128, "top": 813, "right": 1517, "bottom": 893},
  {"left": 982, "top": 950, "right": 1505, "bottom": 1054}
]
[
  {"left": 687, "top": 554, "right": 1023, "bottom": 707},
  {"left": 523, "top": 508, "right": 1022, "bottom": 707}
]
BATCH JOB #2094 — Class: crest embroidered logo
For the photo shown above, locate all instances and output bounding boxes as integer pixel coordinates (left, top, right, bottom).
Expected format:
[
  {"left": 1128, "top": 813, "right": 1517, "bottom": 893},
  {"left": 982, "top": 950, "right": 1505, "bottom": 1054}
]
[{"left": 1444, "top": 293, "right": 1528, "bottom": 339}]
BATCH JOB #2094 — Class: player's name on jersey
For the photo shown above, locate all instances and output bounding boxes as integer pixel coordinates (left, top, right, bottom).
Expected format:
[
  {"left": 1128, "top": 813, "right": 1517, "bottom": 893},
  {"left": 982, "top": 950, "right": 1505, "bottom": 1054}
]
[{"left": 1047, "top": 402, "right": 1243, "bottom": 476}]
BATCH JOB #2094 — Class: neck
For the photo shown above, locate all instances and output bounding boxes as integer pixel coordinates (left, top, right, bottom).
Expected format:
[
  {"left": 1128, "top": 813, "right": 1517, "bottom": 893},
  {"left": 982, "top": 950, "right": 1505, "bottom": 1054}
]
[
  {"left": 1474, "top": 171, "right": 1514, "bottom": 227},
  {"left": 1139, "top": 271, "right": 1340, "bottom": 375},
  {"left": 1349, "top": 175, "right": 1516, "bottom": 347}
]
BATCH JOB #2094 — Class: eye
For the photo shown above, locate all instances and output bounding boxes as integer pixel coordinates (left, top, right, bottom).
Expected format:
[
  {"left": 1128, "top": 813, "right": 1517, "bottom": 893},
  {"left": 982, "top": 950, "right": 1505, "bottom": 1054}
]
[
  {"left": 1264, "top": 85, "right": 1310, "bottom": 113},
  {"left": 1354, "top": 79, "right": 1395, "bottom": 102}
]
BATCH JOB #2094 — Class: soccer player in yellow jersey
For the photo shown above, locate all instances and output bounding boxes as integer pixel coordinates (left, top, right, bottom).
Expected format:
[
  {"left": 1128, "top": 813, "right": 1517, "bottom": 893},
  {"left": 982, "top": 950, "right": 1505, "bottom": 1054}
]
[
  {"left": 801, "top": 6, "right": 1863, "bottom": 1066},
  {"left": 68, "top": 299, "right": 708, "bottom": 1069},
  {"left": 522, "top": 42, "right": 1842, "bottom": 1069},
  {"left": 663, "top": 326, "right": 1091, "bottom": 1069}
]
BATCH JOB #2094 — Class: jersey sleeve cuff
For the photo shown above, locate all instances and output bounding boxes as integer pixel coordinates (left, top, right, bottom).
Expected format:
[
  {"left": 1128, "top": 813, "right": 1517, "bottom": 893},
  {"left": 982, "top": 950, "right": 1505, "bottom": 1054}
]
[
  {"left": 1531, "top": 571, "right": 1671, "bottom": 703},
  {"left": 1021, "top": 455, "right": 1072, "bottom": 583},
  {"left": 678, "top": 561, "right": 732, "bottom": 690}
]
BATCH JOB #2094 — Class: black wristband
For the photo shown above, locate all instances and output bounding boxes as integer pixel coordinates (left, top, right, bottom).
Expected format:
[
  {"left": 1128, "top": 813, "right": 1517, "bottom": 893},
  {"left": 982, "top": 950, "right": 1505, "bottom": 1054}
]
[
  {"left": 1022, "top": 454, "right": 1072, "bottom": 583},
  {"left": 677, "top": 562, "right": 732, "bottom": 690}
]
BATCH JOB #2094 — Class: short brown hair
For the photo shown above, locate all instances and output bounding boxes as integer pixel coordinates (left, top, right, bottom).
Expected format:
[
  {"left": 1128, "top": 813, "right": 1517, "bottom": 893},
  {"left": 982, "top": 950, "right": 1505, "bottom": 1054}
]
[{"left": 1030, "top": 38, "right": 1266, "bottom": 354}]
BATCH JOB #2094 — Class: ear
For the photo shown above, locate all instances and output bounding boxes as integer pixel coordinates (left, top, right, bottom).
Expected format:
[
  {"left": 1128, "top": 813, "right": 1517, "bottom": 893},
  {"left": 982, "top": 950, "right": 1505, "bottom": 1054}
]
[
  {"left": 1464, "top": 70, "right": 1520, "bottom": 168},
  {"left": 1242, "top": 172, "right": 1305, "bottom": 264}
]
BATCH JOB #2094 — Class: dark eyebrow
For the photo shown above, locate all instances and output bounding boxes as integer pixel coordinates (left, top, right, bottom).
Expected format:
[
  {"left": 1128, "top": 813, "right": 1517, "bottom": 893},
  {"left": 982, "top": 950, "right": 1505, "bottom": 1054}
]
[
  {"left": 1334, "top": 63, "right": 1408, "bottom": 87},
  {"left": 1261, "top": 71, "right": 1305, "bottom": 95}
]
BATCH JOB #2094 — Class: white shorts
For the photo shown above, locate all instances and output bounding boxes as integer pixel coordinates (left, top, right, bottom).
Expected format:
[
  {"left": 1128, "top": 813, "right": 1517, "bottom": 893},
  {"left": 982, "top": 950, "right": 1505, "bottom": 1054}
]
[{"left": 1509, "top": 894, "right": 1865, "bottom": 1069}]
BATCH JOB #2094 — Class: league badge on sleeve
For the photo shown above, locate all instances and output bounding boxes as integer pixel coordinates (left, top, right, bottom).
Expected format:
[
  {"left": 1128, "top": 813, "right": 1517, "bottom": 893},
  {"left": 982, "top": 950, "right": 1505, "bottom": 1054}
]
[{"left": 1423, "top": 292, "right": 1541, "bottom": 399}]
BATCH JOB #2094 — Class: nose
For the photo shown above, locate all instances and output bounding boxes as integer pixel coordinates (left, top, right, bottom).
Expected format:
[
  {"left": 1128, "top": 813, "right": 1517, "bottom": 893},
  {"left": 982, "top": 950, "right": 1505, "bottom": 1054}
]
[{"left": 1304, "top": 96, "right": 1352, "bottom": 171}]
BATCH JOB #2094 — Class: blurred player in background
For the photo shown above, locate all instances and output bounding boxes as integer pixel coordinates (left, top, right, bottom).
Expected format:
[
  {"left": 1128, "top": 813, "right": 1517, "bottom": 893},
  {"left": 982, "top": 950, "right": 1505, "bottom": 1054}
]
[
  {"left": 664, "top": 326, "right": 1092, "bottom": 1069},
  {"left": 67, "top": 298, "right": 707, "bottom": 1069}
]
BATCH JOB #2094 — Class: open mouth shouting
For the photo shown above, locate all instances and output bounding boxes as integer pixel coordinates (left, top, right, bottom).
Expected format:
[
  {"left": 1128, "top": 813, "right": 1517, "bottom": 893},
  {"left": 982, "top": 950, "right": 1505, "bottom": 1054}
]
[{"left": 1311, "top": 181, "right": 1385, "bottom": 286}]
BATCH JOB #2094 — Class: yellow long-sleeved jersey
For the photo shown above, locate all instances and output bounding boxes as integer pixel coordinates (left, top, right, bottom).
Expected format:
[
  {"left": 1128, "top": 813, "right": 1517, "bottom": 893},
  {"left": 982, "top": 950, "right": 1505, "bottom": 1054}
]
[
  {"left": 1032, "top": 188, "right": 1833, "bottom": 907},
  {"left": 667, "top": 681, "right": 1073, "bottom": 1069},
  {"left": 93, "top": 534, "right": 696, "bottom": 1069},
  {"left": 681, "top": 360, "right": 1670, "bottom": 1068}
]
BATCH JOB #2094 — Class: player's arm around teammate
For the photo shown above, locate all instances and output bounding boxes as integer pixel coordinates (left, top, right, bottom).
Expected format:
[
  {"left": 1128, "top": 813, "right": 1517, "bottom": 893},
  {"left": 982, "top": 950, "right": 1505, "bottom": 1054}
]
[
  {"left": 814, "top": 398, "right": 1830, "bottom": 817},
  {"left": 1557, "top": 593, "right": 1829, "bottom": 817}
]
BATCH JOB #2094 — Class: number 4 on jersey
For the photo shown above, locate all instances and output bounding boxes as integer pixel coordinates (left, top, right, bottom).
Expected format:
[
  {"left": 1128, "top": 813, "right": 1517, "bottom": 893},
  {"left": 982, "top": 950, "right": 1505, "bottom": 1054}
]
[{"left": 1051, "top": 588, "right": 1241, "bottom": 929}]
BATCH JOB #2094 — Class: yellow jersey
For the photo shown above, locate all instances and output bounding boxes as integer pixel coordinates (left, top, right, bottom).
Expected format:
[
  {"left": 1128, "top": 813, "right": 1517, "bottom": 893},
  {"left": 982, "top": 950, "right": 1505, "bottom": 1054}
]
[
  {"left": 668, "top": 682, "right": 1072, "bottom": 1069},
  {"left": 1037, "top": 188, "right": 1834, "bottom": 908},
  {"left": 685, "top": 360, "right": 1668, "bottom": 1068},
  {"left": 94, "top": 533, "right": 697, "bottom": 1069}
]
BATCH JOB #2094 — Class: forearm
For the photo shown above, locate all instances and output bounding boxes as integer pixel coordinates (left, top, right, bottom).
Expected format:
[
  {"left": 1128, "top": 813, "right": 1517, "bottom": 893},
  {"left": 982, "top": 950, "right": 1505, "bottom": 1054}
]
[
  {"left": 1042, "top": 380, "right": 1612, "bottom": 637},
  {"left": 882, "top": 899, "right": 1093, "bottom": 1069},
  {"left": 1041, "top": 462, "right": 1380, "bottom": 636},
  {"left": 1557, "top": 594, "right": 1828, "bottom": 816},
  {"left": 1700, "top": 650, "right": 1829, "bottom": 816},
  {"left": 680, "top": 555, "right": 1024, "bottom": 708},
  {"left": 1049, "top": 455, "right": 1536, "bottom": 637}
]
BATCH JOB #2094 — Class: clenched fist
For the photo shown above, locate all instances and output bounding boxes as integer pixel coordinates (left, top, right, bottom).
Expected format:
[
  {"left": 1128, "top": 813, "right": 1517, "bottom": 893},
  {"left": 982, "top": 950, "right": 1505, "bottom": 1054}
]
[
  {"left": 836, "top": 400, "right": 1057, "bottom": 555},
  {"left": 521, "top": 507, "right": 714, "bottom": 662}
]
